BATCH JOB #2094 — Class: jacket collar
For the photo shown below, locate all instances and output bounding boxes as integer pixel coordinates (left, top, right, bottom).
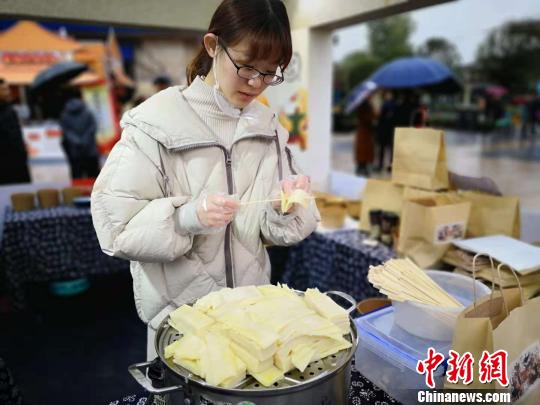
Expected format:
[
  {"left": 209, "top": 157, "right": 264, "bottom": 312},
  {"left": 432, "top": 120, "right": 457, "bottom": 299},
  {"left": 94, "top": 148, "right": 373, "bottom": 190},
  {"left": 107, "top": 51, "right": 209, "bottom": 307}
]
[{"left": 120, "top": 86, "right": 280, "bottom": 150}]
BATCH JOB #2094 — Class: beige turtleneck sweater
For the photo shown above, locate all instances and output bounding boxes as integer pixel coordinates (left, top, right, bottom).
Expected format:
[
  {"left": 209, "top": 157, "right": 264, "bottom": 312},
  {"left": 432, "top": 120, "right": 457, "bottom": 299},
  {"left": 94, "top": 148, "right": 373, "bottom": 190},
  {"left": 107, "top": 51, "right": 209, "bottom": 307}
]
[{"left": 182, "top": 76, "right": 239, "bottom": 149}]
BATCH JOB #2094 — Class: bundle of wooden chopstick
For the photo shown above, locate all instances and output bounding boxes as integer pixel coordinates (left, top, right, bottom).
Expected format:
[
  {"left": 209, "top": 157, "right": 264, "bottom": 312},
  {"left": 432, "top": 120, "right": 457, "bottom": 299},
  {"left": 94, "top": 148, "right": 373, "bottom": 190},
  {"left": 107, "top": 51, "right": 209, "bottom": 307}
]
[{"left": 368, "top": 258, "right": 463, "bottom": 308}]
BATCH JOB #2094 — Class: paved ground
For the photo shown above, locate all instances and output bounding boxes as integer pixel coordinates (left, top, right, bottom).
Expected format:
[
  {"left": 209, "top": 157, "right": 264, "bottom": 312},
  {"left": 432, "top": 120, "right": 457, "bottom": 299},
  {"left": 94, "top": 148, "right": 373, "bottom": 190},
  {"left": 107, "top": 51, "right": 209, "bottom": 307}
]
[{"left": 332, "top": 129, "right": 540, "bottom": 210}]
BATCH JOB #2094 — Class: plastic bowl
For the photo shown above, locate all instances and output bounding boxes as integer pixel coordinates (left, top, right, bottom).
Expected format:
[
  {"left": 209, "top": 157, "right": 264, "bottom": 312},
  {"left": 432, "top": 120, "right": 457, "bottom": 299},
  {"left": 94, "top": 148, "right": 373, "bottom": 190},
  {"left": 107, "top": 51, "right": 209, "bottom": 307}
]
[{"left": 392, "top": 270, "right": 491, "bottom": 341}]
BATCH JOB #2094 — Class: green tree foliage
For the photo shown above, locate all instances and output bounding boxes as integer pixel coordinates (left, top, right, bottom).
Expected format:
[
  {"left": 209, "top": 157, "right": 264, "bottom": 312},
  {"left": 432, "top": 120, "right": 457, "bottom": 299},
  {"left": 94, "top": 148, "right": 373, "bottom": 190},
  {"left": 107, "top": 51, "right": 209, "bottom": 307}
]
[
  {"left": 367, "top": 15, "right": 416, "bottom": 64},
  {"left": 476, "top": 19, "right": 540, "bottom": 93},
  {"left": 417, "top": 37, "right": 461, "bottom": 71},
  {"left": 334, "top": 15, "right": 415, "bottom": 97},
  {"left": 338, "top": 51, "right": 379, "bottom": 91}
]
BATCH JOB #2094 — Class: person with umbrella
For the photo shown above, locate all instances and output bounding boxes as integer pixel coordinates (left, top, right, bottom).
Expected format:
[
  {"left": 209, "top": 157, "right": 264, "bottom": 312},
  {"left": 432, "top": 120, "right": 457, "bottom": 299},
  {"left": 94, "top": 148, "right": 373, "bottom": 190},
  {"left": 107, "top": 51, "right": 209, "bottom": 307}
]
[{"left": 31, "top": 61, "right": 101, "bottom": 179}]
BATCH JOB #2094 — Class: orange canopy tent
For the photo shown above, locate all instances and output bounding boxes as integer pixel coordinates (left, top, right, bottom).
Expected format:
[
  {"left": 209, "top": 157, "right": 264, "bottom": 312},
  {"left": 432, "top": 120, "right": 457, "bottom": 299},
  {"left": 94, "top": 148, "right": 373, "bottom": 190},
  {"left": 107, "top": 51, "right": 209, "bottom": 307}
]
[
  {"left": 0, "top": 21, "right": 103, "bottom": 85},
  {"left": 0, "top": 20, "right": 81, "bottom": 52}
]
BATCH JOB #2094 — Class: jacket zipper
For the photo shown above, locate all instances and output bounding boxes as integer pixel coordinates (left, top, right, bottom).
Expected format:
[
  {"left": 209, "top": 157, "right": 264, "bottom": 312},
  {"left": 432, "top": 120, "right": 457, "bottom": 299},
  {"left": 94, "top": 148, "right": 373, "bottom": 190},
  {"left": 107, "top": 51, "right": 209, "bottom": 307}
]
[
  {"left": 223, "top": 151, "right": 234, "bottom": 287},
  {"left": 171, "top": 133, "right": 276, "bottom": 288}
]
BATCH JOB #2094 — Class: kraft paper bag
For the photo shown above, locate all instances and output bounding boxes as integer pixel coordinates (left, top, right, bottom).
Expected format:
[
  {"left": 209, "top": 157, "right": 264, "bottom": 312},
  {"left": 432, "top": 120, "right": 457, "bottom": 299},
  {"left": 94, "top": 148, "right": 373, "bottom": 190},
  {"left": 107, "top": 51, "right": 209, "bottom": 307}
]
[
  {"left": 397, "top": 195, "right": 471, "bottom": 268},
  {"left": 392, "top": 127, "right": 449, "bottom": 191},
  {"left": 460, "top": 191, "right": 520, "bottom": 238},
  {"left": 359, "top": 179, "right": 404, "bottom": 231},
  {"left": 493, "top": 296, "right": 540, "bottom": 404},
  {"left": 403, "top": 186, "right": 440, "bottom": 201},
  {"left": 447, "top": 288, "right": 524, "bottom": 390}
]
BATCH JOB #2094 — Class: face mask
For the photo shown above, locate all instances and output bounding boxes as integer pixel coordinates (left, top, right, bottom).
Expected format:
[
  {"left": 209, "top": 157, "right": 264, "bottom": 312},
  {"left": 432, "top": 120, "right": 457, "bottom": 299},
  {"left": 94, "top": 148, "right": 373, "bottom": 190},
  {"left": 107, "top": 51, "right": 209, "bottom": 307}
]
[{"left": 212, "top": 44, "right": 257, "bottom": 120}]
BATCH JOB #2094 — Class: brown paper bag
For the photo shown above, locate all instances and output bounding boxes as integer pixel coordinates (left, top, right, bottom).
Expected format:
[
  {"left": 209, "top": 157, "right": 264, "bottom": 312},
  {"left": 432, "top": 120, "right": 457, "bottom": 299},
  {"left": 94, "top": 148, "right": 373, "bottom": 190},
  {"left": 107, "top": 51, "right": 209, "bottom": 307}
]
[
  {"left": 320, "top": 197, "right": 347, "bottom": 229},
  {"left": 444, "top": 248, "right": 540, "bottom": 288},
  {"left": 397, "top": 195, "right": 471, "bottom": 268},
  {"left": 460, "top": 191, "right": 520, "bottom": 238},
  {"left": 403, "top": 186, "right": 440, "bottom": 200},
  {"left": 359, "top": 179, "right": 404, "bottom": 231},
  {"left": 392, "top": 127, "right": 449, "bottom": 190},
  {"left": 493, "top": 296, "right": 540, "bottom": 403},
  {"left": 447, "top": 288, "right": 524, "bottom": 390}
]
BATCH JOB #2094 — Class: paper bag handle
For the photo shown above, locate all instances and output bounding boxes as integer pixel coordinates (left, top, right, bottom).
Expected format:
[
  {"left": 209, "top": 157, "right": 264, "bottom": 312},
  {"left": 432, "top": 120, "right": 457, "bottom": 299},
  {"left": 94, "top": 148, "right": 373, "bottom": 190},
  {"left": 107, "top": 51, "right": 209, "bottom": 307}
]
[
  {"left": 496, "top": 263, "right": 525, "bottom": 305},
  {"left": 472, "top": 252, "right": 509, "bottom": 316}
]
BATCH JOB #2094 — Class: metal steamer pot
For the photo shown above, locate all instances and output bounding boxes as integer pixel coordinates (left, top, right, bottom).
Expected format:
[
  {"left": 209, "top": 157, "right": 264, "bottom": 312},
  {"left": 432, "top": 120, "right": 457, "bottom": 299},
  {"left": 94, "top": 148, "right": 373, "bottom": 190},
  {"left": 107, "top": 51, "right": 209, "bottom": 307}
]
[{"left": 129, "top": 291, "right": 358, "bottom": 405}]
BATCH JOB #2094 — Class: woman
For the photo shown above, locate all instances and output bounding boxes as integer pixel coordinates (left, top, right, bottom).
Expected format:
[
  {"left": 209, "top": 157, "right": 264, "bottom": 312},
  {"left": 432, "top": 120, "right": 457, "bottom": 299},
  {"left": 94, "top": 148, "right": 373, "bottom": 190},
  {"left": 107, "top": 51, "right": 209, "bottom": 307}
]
[
  {"left": 91, "top": 0, "right": 320, "bottom": 359},
  {"left": 354, "top": 100, "right": 375, "bottom": 176}
]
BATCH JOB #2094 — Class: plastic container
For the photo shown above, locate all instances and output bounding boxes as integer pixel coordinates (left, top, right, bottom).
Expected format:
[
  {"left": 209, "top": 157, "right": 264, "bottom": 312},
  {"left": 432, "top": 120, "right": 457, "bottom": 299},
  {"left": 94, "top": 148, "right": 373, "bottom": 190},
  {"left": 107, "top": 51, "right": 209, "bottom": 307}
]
[
  {"left": 11, "top": 192, "right": 35, "bottom": 212},
  {"left": 49, "top": 278, "right": 90, "bottom": 296},
  {"left": 392, "top": 270, "right": 491, "bottom": 341},
  {"left": 37, "top": 188, "right": 60, "bottom": 208},
  {"left": 354, "top": 306, "right": 449, "bottom": 404},
  {"left": 62, "top": 187, "right": 83, "bottom": 205}
]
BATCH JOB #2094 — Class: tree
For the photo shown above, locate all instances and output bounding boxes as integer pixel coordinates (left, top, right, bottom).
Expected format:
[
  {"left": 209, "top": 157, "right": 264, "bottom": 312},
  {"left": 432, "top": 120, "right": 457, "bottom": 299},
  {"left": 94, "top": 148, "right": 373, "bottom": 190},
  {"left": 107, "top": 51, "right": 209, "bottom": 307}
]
[
  {"left": 476, "top": 19, "right": 540, "bottom": 93},
  {"left": 367, "top": 15, "right": 416, "bottom": 64},
  {"left": 417, "top": 37, "right": 461, "bottom": 70},
  {"left": 337, "top": 51, "right": 380, "bottom": 91},
  {"left": 335, "top": 14, "right": 415, "bottom": 96}
]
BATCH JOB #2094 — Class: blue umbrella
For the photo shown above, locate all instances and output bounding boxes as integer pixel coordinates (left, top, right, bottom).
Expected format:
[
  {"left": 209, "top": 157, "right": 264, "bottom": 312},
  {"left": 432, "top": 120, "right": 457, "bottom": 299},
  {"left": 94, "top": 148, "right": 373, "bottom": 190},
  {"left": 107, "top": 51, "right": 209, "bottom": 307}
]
[
  {"left": 345, "top": 57, "right": 460, "bottom": 113},
  {"left": 344, "top": 80, "right": 378, "bottom": 114}
]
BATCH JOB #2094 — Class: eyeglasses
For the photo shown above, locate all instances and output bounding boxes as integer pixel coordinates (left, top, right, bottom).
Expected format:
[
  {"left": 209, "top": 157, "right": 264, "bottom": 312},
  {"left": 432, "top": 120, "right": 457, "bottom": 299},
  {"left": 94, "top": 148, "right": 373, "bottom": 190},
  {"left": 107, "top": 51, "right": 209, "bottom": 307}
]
[{"left": 218, "top": 39, "right": 284, "bottom": 86}]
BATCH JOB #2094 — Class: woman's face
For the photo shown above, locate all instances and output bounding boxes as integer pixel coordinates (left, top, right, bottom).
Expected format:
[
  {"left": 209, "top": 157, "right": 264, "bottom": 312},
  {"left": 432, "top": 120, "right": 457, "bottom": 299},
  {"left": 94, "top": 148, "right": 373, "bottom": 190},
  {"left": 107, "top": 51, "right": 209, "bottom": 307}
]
[{"left": 204, "top": 35, "right": 280, "bottom": 108}]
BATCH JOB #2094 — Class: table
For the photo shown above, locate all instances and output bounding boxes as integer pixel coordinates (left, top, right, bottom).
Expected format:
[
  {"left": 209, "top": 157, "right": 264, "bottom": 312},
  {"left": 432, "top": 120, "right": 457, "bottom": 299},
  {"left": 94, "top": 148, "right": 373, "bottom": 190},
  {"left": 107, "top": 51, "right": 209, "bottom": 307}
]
[
  {"left": 105, "top": 362, "right": 401, "bottom": 404},
  {"left": 280, "top": 229, "right": 394, "bottom": 301},
  {"left": 0, "top": 206, "right": 129, "bottom": 309}
]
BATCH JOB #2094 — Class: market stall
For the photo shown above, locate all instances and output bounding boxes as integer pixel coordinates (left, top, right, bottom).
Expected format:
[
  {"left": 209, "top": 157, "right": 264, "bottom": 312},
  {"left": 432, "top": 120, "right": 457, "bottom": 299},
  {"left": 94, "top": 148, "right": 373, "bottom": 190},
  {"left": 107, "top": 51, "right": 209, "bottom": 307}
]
[{"left": 0, "top": 21, "right": 119, "bottom": 159}]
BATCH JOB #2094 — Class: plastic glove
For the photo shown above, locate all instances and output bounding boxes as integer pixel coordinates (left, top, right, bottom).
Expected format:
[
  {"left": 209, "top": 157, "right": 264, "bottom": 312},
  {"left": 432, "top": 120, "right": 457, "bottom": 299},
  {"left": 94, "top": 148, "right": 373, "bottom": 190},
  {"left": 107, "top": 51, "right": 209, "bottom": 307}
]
[{"left": 196, "top": 192, "right": 240, "bottom": 229}]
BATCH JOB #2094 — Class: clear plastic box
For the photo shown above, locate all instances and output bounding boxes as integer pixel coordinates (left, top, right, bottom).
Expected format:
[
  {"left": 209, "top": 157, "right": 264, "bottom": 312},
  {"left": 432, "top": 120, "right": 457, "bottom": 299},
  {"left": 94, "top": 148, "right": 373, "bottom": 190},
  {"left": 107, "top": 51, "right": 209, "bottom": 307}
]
[
  {"left": 392, "top": 270, "right": 491, "bottom": 341},
  {"left": 354, "top": 306, "right": 450, "bottom": 404}
]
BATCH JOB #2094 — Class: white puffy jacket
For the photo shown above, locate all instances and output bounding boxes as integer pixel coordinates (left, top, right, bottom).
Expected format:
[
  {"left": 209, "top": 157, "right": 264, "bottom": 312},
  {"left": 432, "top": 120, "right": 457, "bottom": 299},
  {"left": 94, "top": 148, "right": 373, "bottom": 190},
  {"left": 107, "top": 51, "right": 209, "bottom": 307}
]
[{"left": 91, "top": 86, "right": 320, "bottom": 329}]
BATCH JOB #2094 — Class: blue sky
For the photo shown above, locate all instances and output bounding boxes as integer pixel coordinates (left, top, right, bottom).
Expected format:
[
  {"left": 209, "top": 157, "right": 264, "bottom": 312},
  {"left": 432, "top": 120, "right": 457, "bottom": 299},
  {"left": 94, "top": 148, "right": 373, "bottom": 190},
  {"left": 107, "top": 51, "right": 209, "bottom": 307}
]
[{"left": 332, "top": 0, "right": 540, "bottom": 64}]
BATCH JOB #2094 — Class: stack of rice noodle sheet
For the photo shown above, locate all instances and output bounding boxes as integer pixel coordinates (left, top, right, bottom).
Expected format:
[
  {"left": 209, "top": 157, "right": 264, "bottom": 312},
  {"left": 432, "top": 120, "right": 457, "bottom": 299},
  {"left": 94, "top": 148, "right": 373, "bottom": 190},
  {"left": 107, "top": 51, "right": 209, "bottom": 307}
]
[{"left": 164, "top": 284, "right": 352, "bottom": 388}]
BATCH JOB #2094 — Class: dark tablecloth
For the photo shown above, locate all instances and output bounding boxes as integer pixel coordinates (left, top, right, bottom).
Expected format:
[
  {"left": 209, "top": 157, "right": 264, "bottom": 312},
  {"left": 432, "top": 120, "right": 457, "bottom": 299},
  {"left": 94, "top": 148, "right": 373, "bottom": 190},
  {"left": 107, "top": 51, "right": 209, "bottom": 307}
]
[
  {"left": 0, "top": 206, "right": 129, "bottom": 308},
  {"left": 280, "top": 229, "right": 394, "bottom": 301}
]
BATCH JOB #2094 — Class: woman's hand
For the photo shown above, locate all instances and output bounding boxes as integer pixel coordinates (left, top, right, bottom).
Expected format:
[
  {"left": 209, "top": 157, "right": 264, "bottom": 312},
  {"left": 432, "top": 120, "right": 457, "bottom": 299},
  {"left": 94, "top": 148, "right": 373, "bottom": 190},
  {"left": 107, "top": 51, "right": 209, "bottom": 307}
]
[
  {"left": 274, "top": 175, "right": 312, "bottom": 213},
  {"left": 196, "top": 194, "right": 240, "bottom": 228},
  {"left": 281, "top": 174, "right": 311, "bottom": 195}
]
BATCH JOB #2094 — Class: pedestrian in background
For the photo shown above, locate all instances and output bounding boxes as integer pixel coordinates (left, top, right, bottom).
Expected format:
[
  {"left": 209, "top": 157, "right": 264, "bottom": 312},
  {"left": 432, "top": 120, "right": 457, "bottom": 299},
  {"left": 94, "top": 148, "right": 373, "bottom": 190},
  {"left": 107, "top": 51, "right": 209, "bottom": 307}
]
[
  {"left": 0, "top": 78, "right": 31, "bottom": 185},
  {"left": 354, "top": 99, "right": 375, "bottom": 176},
  {"left": 376, "top": 90, "right": 396, "bottom": 172},
  {"left": 59, "top": 88, "right": 100, "bottom": 179}
]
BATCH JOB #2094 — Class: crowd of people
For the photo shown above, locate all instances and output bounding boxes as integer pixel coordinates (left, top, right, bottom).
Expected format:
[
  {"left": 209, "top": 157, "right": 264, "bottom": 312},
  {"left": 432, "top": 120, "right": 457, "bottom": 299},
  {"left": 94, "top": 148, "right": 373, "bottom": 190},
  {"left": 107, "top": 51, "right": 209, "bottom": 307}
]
[
  {"left": 354, "top": 90, "right": 427, "bottom": 176},
  {"left": 352, "top": 86, "right": 540, "bottom": 177}
]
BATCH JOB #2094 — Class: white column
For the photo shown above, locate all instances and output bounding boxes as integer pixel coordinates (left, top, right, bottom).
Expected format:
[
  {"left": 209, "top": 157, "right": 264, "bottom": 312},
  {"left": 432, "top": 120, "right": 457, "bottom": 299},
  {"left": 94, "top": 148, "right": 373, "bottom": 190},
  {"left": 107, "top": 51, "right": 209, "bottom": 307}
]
[{"left": 265, "top": 27, "right": 333, "bottom": 191}]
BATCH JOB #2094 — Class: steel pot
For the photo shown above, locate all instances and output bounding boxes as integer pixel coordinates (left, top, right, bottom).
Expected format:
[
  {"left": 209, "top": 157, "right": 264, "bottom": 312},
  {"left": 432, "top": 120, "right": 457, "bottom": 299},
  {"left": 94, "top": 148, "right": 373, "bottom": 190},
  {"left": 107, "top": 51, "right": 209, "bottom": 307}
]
[{"left": 129, "top": 290, "right": 358, "bottom": 405}]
